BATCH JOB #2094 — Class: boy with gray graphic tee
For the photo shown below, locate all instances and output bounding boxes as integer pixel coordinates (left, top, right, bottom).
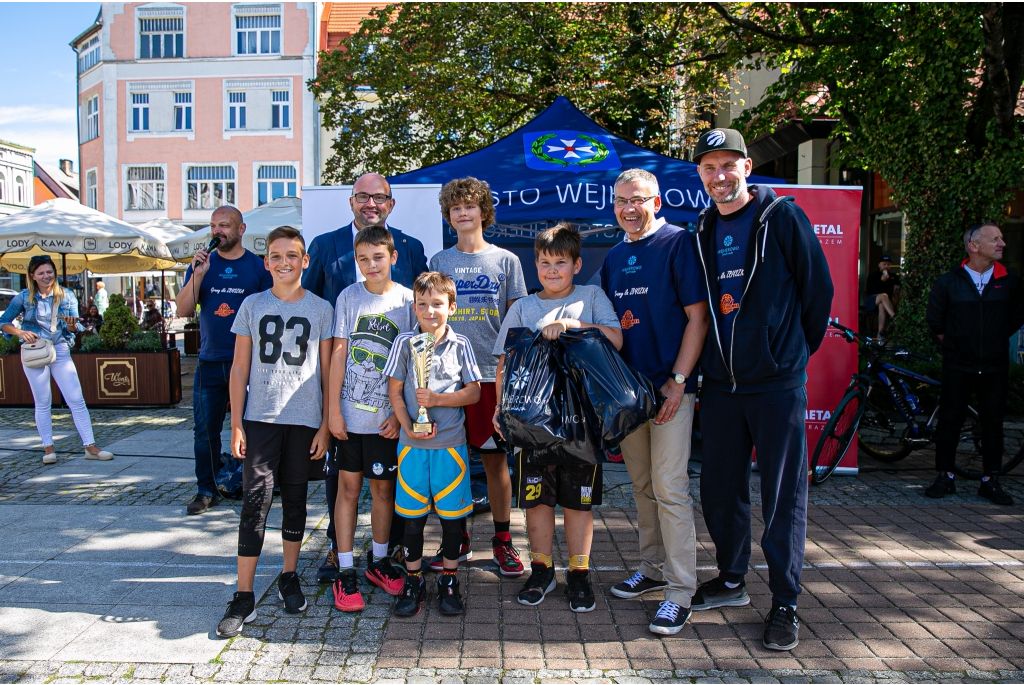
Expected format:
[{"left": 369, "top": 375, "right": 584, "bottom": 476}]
[
  {"left": 428, "top": 177, "right": 528, "bottom": 577},
  {"left": 217, "top": 227, "right": 334, "bottom": 639},
  {"left": 328, "top": 226, "right": 415, "bottom": 612}
]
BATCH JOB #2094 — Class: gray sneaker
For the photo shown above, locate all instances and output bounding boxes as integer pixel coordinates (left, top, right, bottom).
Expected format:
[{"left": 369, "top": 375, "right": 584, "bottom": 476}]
[{"left": 691, "top": 577, "right": 750, "bottom": 610}]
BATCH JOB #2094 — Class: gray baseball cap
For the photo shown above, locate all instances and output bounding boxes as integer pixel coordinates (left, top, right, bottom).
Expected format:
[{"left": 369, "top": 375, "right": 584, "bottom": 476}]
[{"left": 694, "top": 128, "right": 748, "bottom": 163}]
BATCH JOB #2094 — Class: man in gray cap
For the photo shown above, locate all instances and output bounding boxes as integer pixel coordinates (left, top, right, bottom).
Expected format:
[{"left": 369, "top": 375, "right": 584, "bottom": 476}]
[{"left": 690, "top": 128, "right": 834, "bottom": 651}]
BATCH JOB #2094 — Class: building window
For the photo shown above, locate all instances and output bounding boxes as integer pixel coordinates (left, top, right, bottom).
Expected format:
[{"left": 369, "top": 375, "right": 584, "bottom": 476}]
[
  {"left": 126, "top": 166, "right": 165, "bottom": 210},
  {"left": 0, "top": 171, "right": 5, "bottom": 202},
  {"left": 187, "top": 166, "right": 235, "bottom": 209},
  {"left": 174, "top": 92, "right": 193, "bottom": 131},
  {"left": 236, "top": 13, "right": 281, "bottom": 55},
  {"left": 229, "top": 92, "right": 246, "bottom": 129},
  {"left": 132, "top": 93, "right": 150, "bottom": 131},
  {"left": 86, "top": 170, "right": 98, "bottom": 209},
  {"left": 257, "top": 165, "right": 296, "bottom": 205},
  {"left": 140, "top": 17, "right": 183, "bottom": 59},
  {"left": 15, "top": 176, "right": 25, "bottom": 205},
  {"left": 271, "top": 91, "right": 289, "bottom": 129},
  {"left": 84, "top": 96, "right": 100, "bottom": 142},
  {"left": 78, "top": 36, "right": 100, "bottom": 74}
]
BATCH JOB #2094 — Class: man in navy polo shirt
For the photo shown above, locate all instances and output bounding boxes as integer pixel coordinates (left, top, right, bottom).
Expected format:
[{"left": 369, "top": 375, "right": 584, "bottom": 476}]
[
  {"left": 600, "top": 168, "right": 710, "bottom": 636},
  {"left": 177, "top": 206, "right": 273, "bottom": 515}
]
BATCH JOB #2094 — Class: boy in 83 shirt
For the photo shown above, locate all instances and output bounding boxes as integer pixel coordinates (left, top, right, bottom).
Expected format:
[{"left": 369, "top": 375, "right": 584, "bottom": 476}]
[{"left": 216, "top": 227, "right": 334, "bottom": 639}]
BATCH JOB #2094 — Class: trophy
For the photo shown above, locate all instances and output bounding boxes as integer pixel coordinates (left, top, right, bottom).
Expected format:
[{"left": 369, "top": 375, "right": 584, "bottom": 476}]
[{"left": 409, "top": 332, "right": 436, "bottom": 434}]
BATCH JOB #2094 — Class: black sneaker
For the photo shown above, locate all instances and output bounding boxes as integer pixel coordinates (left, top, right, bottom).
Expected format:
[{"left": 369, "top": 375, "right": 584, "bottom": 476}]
[
  {"left": 763, "top": 604, "right": 800, "bottom": 651},
  {"left": 437, "top": 573, "right": 464, "bottom": 615},
  {"left": 186, "top": 494, "right": 217, "bottom": 515},
  {"left": 979, "top": 479, "right": 1014, "bottom": 506},
  {"left": 216, "top": 592, "right": 256, "bottom": 638},
  {"left": 277, "top": 571, "right": 307, "bottom": 613},
  {"left": 393, "top": 574, "right": 426, "bottom": 617},
  {"left": 649, "top": 600, "right": 691, "bottom": 635},
  {"left": 564, "top": 570, "right": 596, "bottom": 613},
  {"left": 924, "top": 473, "right": 956, "bottom": 498},
  {"left": 316, "top": 548, "right": 339, "bottom": 583},
  {"left": 691, "top": 577, "right": 750, "bottom": 610},
  {"left": 388, "top": 543, "right": 407, "bottom": 575},
  {"left": 365, "top": 550, "right": 405, "bottom": 596},
  {"left": 517, "top": 563, "right": 557, "bottom": 606},
  {"left": 610, "top": 571, "right": 667, "bottom": 599}
]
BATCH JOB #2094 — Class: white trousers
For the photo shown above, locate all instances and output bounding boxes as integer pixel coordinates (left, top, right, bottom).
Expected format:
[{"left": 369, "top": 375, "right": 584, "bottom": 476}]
[{"left": 23, "top": 342, "right": 95, "bottom": 447}]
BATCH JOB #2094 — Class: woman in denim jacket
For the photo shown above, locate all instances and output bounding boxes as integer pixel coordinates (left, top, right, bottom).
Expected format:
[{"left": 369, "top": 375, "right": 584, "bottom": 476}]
[{"left": 0, "top": 255, "right": 114, "bottom": 465}]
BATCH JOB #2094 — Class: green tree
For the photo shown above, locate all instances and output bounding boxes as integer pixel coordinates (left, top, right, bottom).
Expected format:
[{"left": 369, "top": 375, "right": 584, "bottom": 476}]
[
  {"left": 99, "top": 293, "right": 140, "bottom": 351},
  {"left": 706, "top": 3, "right": 1024, "bottom": 351},
  {"left": 311, "top": 2, "right": 731, "bottom": 181}
]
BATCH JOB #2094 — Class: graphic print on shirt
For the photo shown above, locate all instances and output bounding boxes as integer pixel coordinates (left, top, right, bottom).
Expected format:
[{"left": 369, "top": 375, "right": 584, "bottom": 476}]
[
  {"left": 257, "top": 314, "right": 312, "bottom": 367},
  {"left": 717, "top": 232, "right": 745, "bottom": 317},
  {"left": 344, "top": 313, "right": 401, "bottom": 413},
  {"left": 450, "top": 267, "right": 505, "bottom": 322}
]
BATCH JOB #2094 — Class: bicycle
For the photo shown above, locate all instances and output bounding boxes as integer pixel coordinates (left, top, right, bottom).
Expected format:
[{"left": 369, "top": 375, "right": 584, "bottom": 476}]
[{"left": 810, "top": 322, "right": 1024, "bottom": 484}]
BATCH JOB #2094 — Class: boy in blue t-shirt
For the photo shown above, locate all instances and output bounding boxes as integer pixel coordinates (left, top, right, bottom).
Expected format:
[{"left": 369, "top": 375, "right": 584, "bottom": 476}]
[{"left": 177, "top": 206, "right": 273, "bottom": 516}]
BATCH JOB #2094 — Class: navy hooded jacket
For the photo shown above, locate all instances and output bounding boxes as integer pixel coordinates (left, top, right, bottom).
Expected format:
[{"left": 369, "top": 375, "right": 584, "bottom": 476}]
[{"left": 695, "top": 185, "right": 834, "bottom": 393}]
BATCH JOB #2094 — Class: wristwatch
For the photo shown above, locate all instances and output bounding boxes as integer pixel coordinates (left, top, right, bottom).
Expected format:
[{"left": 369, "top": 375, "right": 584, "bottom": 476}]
[{"left": 673, "top": 373, "right": 686, "bottom": 385}]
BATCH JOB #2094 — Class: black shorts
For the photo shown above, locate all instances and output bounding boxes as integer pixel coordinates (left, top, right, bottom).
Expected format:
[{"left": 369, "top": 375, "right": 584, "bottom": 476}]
[
  {"left": 241, "top": 420, "right": 322, "bottom": 491},
  {"left": 516, "top": 455, "right": 602, "bottom": 511},
  {"left": 335, "top": 432, "right": 400, "bottom": 480}
]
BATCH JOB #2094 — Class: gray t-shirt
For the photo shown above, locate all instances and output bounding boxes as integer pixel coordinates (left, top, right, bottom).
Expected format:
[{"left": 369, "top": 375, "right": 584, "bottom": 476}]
[
  {"left": 333, "top": 283, "right": 416, "bottom": 434},
  {"left": 429, "top": 245, "right": 527, "bottom": 382},
  {"left": 231, "top": 290, "right": 335, "bottom": 429},
  {"left": 383, "top": 327, "right": 483, "bottom": 449},
  {"left": 493, "top": 285, "right": 621, "bottom": 356}
]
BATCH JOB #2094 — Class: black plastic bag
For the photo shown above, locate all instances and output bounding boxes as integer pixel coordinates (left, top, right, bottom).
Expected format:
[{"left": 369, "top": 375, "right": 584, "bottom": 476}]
[
  {"left": 527, "top": 359, "right": 603, "bottom": 465},
  {"left": 559, "top": 328, "right": 662, "bottom": 449},
  {"left": 497, "top": 327, "right": 565, "bottom": 450}
]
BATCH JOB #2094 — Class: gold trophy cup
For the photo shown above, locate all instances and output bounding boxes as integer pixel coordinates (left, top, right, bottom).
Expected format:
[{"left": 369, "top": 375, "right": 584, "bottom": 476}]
[{"left": 409, "top": 332, "right": 436, "bottom": 435}]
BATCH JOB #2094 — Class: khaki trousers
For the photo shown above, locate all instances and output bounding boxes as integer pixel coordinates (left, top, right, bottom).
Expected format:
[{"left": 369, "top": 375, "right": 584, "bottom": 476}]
[{"left": 619, "top": 393, "right": 697, "bottom": 606}]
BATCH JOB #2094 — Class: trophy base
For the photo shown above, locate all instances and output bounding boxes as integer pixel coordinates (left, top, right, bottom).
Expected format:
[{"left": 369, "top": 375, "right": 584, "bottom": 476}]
[{"left": 412, "top": 422, "right": 436, "bottom": 435}]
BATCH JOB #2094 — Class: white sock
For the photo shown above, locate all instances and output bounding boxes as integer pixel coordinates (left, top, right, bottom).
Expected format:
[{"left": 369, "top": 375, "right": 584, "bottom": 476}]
[
  {"left": 337, "top": 551, "right": 354, "bottom": 570},
  {"left": 372, "top": 540, "right": 389, "bottom": 561},
  {"left": 724, "top": 581, "right": 741, "bottom": 589}
]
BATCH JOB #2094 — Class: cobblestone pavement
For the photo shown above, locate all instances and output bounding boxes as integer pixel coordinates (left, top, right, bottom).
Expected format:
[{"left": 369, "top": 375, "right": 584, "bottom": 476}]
[{"left": 1, "top": 404, "right": 1023, "bottom": 683}]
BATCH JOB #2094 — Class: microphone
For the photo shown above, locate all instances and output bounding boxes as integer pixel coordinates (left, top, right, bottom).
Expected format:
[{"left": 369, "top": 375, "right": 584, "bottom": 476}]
[{"left": 206, "top": 236, "right": 222, "bottom": 252}]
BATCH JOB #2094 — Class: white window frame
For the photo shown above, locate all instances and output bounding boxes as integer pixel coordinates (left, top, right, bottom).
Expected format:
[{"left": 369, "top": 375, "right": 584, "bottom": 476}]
[
  {"left": 86, "top": 168, "right": 99, "bottom": 209},
  {"left": 123, "top": 164, "right": 167, "bottom": 212},
  {"left": 222, "top": 78, "right": 293, "bottom": 139},
  {"left": 78, "top": 35, "right": 101, "bottom": 75},
  {"left": 232, "top": 3, "right": 284, "bottom": 56},
  {"left": 136, "top": 4, "right": 186, "bottom": 60},
  {"left": 84, "top": 95, "right": 100, "bottom": 142},
  {"left": 14, "top": 175, "right": 25, "bottom": 205},
  {"left": 126, "top": 80, "right": 195, "bottom": 141},
  {"left": 228, "top": 91, "right": 247, "bottom": 129},
  {"left": 271, "top": 90, "right": 290, "bottom": 129},
  {"left": 0, "top": 170, "right": 6, "bottom": 203},
  {"left": 174, "top": 92, "right": 193, "bottom": 131},
  {"left": 252, "top": 161, "right": 299, "bottom": 206},
  {"left": 183, "top": 163, "right": 238, "bottom": 211},
  {"left": 131, "top": 93, "right": 150, "bottom": 132}
]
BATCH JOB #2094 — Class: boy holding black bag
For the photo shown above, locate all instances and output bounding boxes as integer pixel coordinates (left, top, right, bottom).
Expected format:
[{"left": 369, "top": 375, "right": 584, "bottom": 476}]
[{"left": 492, "top": 225, "right": 622, "bottom": 612}]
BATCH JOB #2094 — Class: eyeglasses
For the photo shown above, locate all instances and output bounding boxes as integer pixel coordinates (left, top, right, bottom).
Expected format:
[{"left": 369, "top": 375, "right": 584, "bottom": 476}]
[
  {"left": 351, "top": 346, "right": 389, "bottom": 372},
  {"left": 613, "top": 195, "right": 658, "bottom": 208},
  {"left": 29, "top": 254, "right": 54, "bottom": 265},
  {"left": 352, "top": 192, "right": 392, "bottom": 205}
]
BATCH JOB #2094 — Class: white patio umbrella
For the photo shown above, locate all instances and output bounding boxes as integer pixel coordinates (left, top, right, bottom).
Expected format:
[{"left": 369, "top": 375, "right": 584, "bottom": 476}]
[
  {"left": 134, "top": 218, "right": 193, "bottom": 311},
  {"left": 166, "top": 196, "right": 302, "bottom": 261},
  {"left": 0, "top": 199, "right": 176, "bottom": 277}
]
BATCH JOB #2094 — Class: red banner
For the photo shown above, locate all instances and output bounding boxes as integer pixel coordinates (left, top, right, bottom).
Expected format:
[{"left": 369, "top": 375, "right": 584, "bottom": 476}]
[{"left": 769, "top": 185, "right": 862, "bottom": 472}]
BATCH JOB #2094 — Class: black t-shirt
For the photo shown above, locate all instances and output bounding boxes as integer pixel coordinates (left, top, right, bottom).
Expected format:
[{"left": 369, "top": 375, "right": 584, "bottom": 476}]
[{"left": 866, "top": 270, "right": 900, "bottom": 297}]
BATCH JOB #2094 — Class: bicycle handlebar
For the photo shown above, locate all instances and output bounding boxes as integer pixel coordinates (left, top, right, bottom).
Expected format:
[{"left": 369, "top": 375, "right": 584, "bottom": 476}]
[{"left": 827, "top": 322, "right": 932, "bottom": 362}]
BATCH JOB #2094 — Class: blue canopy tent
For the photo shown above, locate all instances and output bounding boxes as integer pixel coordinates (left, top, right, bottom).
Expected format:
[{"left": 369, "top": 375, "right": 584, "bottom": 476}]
[{"left": 389, "top": 96, "right": 780, "bottom": 286}]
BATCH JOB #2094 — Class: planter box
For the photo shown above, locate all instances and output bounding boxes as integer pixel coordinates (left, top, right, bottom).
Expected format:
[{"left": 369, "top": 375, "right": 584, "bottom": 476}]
[{"left": 0, "top": 348, "right": 182, "bottom": 408}]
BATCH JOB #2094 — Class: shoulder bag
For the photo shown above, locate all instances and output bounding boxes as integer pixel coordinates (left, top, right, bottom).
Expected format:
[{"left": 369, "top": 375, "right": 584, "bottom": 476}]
[{"left": 20, "top": 297, "right": 59, "bottom": 369}]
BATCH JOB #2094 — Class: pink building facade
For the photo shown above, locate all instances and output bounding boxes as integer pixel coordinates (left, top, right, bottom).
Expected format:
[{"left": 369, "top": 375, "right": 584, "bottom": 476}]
[{"left": 74, "top": 3, "right": 319, "bottom": 227}]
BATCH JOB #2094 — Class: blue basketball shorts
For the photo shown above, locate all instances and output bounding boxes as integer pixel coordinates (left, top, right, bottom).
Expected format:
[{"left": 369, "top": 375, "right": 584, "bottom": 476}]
[{"left": 394, "top": 444, "right": 473, "bottom": 519}]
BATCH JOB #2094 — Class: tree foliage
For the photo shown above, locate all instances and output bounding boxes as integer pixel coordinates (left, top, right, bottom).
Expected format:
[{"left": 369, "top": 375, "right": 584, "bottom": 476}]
[
  {"left": 99, "top": 293, "right": 140, "bottom": 351},
  {"left": 710, "top": 3, "right": 1024, "bottom": 351},
  {"left": 311, "top": 2, "right": 732, "bottom": 182}
]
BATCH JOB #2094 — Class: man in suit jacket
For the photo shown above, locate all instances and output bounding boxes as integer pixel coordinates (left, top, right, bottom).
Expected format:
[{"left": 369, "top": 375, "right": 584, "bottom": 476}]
[{"left": 303, "top": 172, "right": 428, "bottom": 583}]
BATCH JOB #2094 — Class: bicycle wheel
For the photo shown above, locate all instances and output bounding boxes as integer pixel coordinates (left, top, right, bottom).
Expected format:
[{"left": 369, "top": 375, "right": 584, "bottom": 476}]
[
  {"left": 858, "top": 383, "right": 913, "bottom": 462},
  {"left": 953, "top": 387, "right": 1024, "bottom": 480},
  {"left": 811, "top": 387, "right": 865, "bottom": 485}
]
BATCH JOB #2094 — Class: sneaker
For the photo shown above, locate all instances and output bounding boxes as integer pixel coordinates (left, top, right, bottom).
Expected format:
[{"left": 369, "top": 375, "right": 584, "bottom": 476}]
[
  {"left": 979, "top": 479, "right": 1014, "bottom": 506},
  {"left": 437, "top": 573, "right": 464, "bottom": 615},
  {"left": 763, "top": 604, "right": 800, "bottom": 651},
  {"left": 85, "top": 448, "right": 114, "bottom": 461},
  {"left": 365, "top": 550, "right": 405, "bottom": 595},
  {"left": 610, "top": 571, "right": 667, "bottom": 599},
  {"left": 427, "top": 534, "right": 472, "bottom": 572},
  {"left": 388, "top": 542, "right": 407, "bottom": 574},
  {"left": 186, "top": 494, "right": 217, "bottom": 515},
  {"left": 42, "top": 452, "right": 57, "bottom": 465},
  {"left": 924, "top": 473, "right": 956, "bottom": 498},
  {"left": 564, "top": 569, "right": 596, "bottom": 613},
  {"left": 317, "top": 548, "right": 339, "bottom": 584},
  {"left": 393, "top": 574, "right": 426, "bottom": 617},
  {"left": 491, "top": 533, "right": 525, "bottom": 577},
  {"left": 332, "top": 568, "right": 365, "bottom": 612},
  {"left": 691, "top": 577, "right": 751, "bottom": 611},
  {"left": 216, "top": 592, "right": 256, "bottom": 638},
  {"left": 517, "top": 563, "right": 557, "bottom": 606},
  {"left": 277, "top": 571, "right": 307, "bottom": 613},
  {"left": 649, "top": 600, "right": 691, "bottom": 635}
]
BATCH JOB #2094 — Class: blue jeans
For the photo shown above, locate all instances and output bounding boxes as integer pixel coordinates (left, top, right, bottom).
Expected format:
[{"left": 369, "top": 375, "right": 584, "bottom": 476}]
[{"left": 193, "top": 360, "right": 232, "bottom": 497}]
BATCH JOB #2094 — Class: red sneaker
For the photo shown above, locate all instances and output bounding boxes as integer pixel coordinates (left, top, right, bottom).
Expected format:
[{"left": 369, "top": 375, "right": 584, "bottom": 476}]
[
  {"left": 427, "top": 533, "right": 473, "bottom": 572},
  {"left": 332, "top": 569, "right": 365, "bottom": 612},
  {"left": 491, "top": 533, "right": 525, "bottom": 577},
  {"left": 365, "top": 551, "right": 405, "bottom": 596}
]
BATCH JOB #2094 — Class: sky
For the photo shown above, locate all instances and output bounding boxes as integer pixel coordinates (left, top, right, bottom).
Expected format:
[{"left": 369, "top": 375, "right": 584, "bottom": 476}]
[{"left": 0, "top": 2, "right": 102, "bottom": 169}]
